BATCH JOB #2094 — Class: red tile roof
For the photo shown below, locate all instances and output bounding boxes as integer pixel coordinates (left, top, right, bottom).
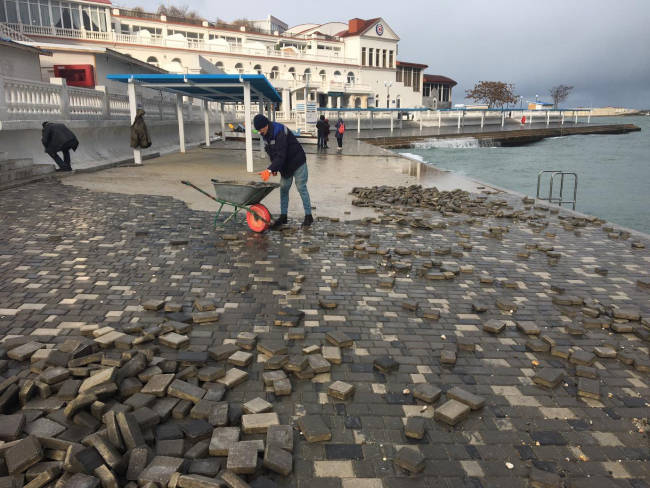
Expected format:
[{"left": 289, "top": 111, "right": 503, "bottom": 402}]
[
  {"left": 335, "top": 18, "right": 380, "bottom": 38},
  {"left": 396, "top": 60, "right": 428, "bottom": 69},
  {"left": 423, "top": 74, "right": 457, "bottom": 86}
]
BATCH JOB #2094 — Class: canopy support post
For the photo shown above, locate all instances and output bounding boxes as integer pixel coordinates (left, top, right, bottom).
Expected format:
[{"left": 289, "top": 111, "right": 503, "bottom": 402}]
[
  {"left": 243, "top": 81, "right": 254, "bottom": 172},
  {"left": 202, "top": 99, "right": 210, "bottom": 147},
  {"left": 176, "top": 94, "right": 186, "bottom": 153},
  {"left": 220, "top": 102, "right": 225, "bottom": 138},
  {"left": 127, "top": 79, "right": 142, "bottom": 165}
]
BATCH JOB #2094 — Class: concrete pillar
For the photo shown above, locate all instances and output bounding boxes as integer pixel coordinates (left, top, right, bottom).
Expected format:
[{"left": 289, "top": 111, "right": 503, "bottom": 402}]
[
  {"left": 127, "top": 80, "right": 142, "bottom": 165},
  {"left": 480, "top": 112, "right": 484, "bottom": 128},
  {"left": 561, "top": 111, "right": 564, "bottom": 125},
  {"left": 529, "top": 114, "right": 533, "bottom": 125},
  {"left": 419, "top": 111, "right": 422, "bottom": 131},
  {"left": 575, "top": 112, "right": 578, "bottom": 124},
  {"left": 258, "top": 98, "right": 265, "bottom": 157},
  {"left": 501, "top": 112, "right": 505, "bottom": 127},
  {"left": 0, "top": 76, "right": 7, "bottom": 120},
  {"left": 281, "top": 89, "right": 290, "bottom": 113},
  {"left": 587, "top": 111, "right": 591, "bottom": 124},
  {"left": 187, "top": 97, "right": 193, "bottom": 121},
  {"left": 546, "top": 111, "right": 550, "bottom": 126},
  {"left": 390, "top": 115, "right": 393, "bottom": 132},
  {"left": 370, "top": 111, "right": 374, "bottom": 130},
  {"left": 202, "top": 99, "right": 210, "bottom": 147},
  {"left": 95, "top": 85, "right": 110, "bottom": 118},
  {"left": 438, "top": 111, "right": 442, "bottom": 128},
  {"left": 457, "top": 111, "right": 461, "bottom": 129},
  {"left": 220, "top": 102, "right": 225, "bottom": 137},
  {"left": 357, "top": 111, "right": 361, "bottom": 134},
  {"left": 243, "top": 81, "right": 254, "bottom": 172},
  {"left": 176, "top": 93, "right": 186, "bottom": 153}
]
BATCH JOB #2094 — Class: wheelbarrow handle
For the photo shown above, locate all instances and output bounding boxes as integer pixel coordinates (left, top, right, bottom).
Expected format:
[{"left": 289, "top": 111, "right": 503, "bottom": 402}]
[{"left": 181, "top": 180, "right": 219, "bottom": 202}]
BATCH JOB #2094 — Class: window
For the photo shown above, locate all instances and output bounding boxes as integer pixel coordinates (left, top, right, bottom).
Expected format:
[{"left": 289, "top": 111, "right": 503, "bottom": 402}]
[
  {"left": 254, "top": 64, "right": 262, "bottom": 75},
  {"left": 172, "top": 58, "right": 182, "bottom": 63},
  {"left": 147, "top": 56, "right": 158, "bottom": 64},
  {"left": 368, "top": 48, "right": 373, "bottom": 67},
  {"left": 361, "top": 47, "right": 366, "bottom": 66},
  {"left": 382, "top": 49, "right": 386, "bottom": 68},
  {"left": 375, "top": 94, "right": 379, "bottom": 107},
  {"left": 235, "top": 62, "right": 244, "bottom": 74},
  {"left": 319, "top": 70, "right": 326, "bottom": 81},
  {"left": 333, "top": 70, "right": 341, "bottom": 79},
  {"left": 39, "top": 1, "right": 49, "bottom": 26},
  {"left": 375, "top": 49, "right": 379, "bottom": 67},
  {"left": 347, "top": 71, "right": 355, "bottom": 84},
  {"left": 303, "top": 68, "right": 311, "bottom": 82},
  {"left": 5, "top": 0, "right": 18, "bottom": 22},
  {"left": 0, "top": 1, "right": 5, "bottom": 22},
  {"left": 18, "top": 0, "right": 29, "bottom": 24},
  {"left": 288, "top": 67, "right": 295, "bottom": 79},
  {"left": 396, "top": 66, "right": 402, "bottom": 83},
  {"left": 50, "top": 0, "right": 60, "bottom": 27},
  {"left": 423, "top": 84, "right": 430, "bottom": 97},
  {"left": 269, "top": 66, "right": 279, "bottom": 79},
  {"left": 389, "top": 50, "right": 393, "bottom": 68}
]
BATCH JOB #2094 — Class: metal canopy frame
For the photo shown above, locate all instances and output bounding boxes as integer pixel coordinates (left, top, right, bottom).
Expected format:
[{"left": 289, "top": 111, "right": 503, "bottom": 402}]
[{"left": 106, "top": 74, "right": 282, "bottom": 172}]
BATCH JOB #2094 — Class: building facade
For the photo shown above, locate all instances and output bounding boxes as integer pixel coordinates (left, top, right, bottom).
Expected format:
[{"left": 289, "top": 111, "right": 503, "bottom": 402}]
[{"left": 0, "top": 0, "right": 455, "bottom": 110}]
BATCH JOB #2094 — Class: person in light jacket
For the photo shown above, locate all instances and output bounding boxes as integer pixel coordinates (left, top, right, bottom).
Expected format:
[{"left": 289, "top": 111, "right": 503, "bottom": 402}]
[{"left": 41, "top": 121, "right": 79, "bottom": 171}]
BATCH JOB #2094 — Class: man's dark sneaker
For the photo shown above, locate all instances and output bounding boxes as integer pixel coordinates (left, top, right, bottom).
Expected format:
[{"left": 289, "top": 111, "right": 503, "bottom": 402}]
[
  {"left": 270, "top": 214, "right": 288, "bottom": 230},
  {"left": 302, "top": 214, "right": 314, "bottom": 227}
]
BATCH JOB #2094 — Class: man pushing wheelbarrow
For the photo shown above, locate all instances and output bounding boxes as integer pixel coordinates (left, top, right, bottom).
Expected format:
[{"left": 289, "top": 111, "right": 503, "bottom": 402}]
[{"left": 254, "top": 114, "right": 313, "bottom": 229}]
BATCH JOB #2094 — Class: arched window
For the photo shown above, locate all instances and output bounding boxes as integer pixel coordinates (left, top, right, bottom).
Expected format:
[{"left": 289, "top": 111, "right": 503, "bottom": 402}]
[
  {"left": 172, "top": 58, "right": 182, "bottom": 64},
  {"left": 334, "top": 70, "right": 341, "bottom": 77},
  {"left": 347, "top": 71, "right": 355, "bottom": 84},
  {"left": 354, "top": 97, "right": 361, "bottom": 108},
  {"left": 269, "top": 66, "right": 279, "bottom": 79},
  {"left": 303, "top": 68, "right": 311, "bottom": 82},
  {"left": 288, "top": 67, "right": 295, "bottom": 79},
  {"left": 235, "top": 62, "right": 244, "bottom": 74},
  {"left": 319, "top": 70, "right": 326, "bottom": 81},
  {"left": 215, "top": 61, "right": 224, "bottom": 70},
  {"left": 254, "top": 64, "right": 262, "bottom": 75},
  {"left": 147, "top": 56, "right": 158, "bottom": 64}
]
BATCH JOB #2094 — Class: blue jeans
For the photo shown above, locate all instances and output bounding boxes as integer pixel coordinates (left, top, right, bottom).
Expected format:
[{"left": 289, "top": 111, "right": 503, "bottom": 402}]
[{"left": 280, "top": 163, "right": 311, "bottom": 216}]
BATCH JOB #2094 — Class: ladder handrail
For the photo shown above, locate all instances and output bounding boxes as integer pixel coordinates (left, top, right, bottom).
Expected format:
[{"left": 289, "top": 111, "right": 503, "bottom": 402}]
[{"left": 536, "top": 170, "right": 578, "bottom": 210}]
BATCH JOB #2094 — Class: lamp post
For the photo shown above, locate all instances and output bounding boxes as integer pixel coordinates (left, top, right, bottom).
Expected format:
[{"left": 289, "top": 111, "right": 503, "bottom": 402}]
[
  {"left": 519, "top": 96, "right": 523, "bottom": 110},
  {"left": 384, "top": 81, "right": 393, "bottom": 109}
]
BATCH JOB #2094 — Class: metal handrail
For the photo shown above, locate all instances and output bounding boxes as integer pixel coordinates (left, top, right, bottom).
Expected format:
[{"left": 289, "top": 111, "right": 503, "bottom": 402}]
[{"left": 536, "top": 170, "right": 578, "bottom": 210}]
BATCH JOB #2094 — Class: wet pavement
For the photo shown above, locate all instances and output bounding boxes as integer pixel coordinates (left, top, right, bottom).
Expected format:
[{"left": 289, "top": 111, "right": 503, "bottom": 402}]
[{"left": 0, "top": 174, "right": 648, "bottom": 487}]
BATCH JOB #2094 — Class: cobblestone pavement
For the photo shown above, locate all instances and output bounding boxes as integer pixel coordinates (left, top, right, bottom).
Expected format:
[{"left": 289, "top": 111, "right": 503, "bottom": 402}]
[{"left": 0, "top": 181, "right": 648, "bottom": 488}]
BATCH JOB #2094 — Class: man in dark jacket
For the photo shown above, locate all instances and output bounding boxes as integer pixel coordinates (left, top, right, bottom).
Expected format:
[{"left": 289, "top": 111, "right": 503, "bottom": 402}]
[
  {"left": 41, "top": 121, "right": 79, "bottom": 171},
  {"left": 254, "top": 114, "right": 313, "bottom": 228},
  {"left": 315, "top": 115, "right": 328, "bottom": 149}
]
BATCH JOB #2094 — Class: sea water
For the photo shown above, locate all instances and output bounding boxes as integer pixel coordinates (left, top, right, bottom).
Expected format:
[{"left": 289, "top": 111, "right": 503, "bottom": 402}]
[{"left": 398, "top": 116, "right": 650, "bottom": 234}]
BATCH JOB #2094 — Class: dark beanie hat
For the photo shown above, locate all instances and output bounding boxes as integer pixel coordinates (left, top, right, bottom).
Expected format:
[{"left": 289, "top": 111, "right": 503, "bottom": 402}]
[{"left": 253, "top": 114, "right": 269, "bottom": 130}]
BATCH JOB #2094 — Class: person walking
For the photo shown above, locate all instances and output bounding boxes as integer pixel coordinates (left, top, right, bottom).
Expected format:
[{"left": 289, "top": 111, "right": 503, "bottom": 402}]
[
  {"left": 254, "top": 114, "right": 313, "bottom": 229},
  {"left": 324, "top": 117, "right": 331, "bottom": 148},
  {"left": 335, "top": 117, "right": 345, "bottom": 151},
  {"left": 316, "top": 114, "right": 328, "bottom": 149},
  {"left": 41, "top": 121, "right": 79, "bottom": 171}
]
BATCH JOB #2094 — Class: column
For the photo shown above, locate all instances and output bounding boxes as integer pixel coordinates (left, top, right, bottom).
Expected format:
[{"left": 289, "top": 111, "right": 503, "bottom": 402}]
[
  {"left": 258, "top": 98, "right": 265, "bottom": 158},
  {"left": 281, "top": 89, "right": 290, "bottom": 114},
  {"left": 202, "top": 99, "right": 210, "bottom": 147},
  {"left": 243, "top": 81, "right": 254, "bottom": 172},
  {"left": 220, "top": 102, "right": 226, "bottom": 137},
  {"left": 0, "top": 76, "right": 7, "bottom": 120},
  {"left": 127, "top": 80, "right": 142, "bottom": 165},
  {"left": 357, "top": 111, "right": 361, "bottom": 134},
  {"left": 176, "top": 93, "right": 186, "bottom": 153},
  {"left": 480, "top": 112, "right": 484, "bottom": 128}
]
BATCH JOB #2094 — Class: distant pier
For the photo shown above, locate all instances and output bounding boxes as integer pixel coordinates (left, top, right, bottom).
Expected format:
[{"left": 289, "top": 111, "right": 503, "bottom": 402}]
[{"left": 362, "top": 124, "right": 642, "bottom": 148}]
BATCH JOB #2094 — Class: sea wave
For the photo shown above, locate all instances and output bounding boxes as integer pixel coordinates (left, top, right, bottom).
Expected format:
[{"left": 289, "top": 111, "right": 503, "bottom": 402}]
[{"left": 412, "top": 137, "right": 500, "bottom": 149}]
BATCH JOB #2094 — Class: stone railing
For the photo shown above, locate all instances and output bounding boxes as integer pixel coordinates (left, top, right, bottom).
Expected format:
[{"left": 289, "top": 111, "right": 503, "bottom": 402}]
[{"left": 0, "top": 75, "right": 216, "bottom": 123}]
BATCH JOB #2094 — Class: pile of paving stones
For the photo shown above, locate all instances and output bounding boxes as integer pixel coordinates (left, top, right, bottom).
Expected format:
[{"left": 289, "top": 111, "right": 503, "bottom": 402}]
[{"left": 0, "top": 297, "right": 352, "bottom": 487}]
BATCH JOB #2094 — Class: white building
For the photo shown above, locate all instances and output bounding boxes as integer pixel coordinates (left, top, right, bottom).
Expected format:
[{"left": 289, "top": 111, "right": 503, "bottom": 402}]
[{"left": 0, "top": 0, "right": 454, "bottom": 110}]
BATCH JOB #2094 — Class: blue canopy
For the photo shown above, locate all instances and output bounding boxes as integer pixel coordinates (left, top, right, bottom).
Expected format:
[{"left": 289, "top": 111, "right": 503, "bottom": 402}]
[{"left": 106, "top": 73, "right": 281, "bottom": 103}]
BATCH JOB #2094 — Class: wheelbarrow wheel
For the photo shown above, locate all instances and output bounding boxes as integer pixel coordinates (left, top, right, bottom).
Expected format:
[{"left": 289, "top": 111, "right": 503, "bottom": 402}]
[{"left": 246, "top": 204, "right": 271, "bottom": 233}]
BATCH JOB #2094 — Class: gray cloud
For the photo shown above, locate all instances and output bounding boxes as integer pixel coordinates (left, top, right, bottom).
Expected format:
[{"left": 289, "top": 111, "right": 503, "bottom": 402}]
[{"left": 118, "top": 0, "right": 650, "bottom": 108}]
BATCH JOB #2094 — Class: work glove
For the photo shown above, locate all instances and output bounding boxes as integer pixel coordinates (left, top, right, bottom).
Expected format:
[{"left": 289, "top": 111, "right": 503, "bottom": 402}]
[{"left": 260, "top": 169, "right": 271, "bottom": 182}]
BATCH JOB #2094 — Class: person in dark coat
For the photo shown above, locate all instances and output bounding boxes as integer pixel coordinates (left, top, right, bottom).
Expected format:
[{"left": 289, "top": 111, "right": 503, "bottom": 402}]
[
  {"left": 130, "top": 108, "right": 152, "bottom": 149},
  {"left": 324, "top": 117, "right": 330, "bottom": 148},
  {"left": 41, "top": 121, "right": 79, "bottom": 171},
  {"left": 255, "top": 114, "right": 313, "bottom": 229},
  {"left": 335, "top": 118, "right": 345, "bottom": 151},
  {"left": 315, "top": 114, "right": 328, "bottom": 149}
]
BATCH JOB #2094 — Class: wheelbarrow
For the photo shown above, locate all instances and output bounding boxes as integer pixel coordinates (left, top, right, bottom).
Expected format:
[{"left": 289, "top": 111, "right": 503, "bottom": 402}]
[{"left": 181, "top": 179, "right": 279, "bottom": 232}]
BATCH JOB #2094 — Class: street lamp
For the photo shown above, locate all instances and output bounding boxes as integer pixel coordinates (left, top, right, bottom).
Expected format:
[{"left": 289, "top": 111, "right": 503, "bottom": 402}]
[
  {"left": 519, "top": 96, "right": 523, "bottom": 110},
  {"left": 535, "top": 94, "right": 539, "bottom": 105},
  {"left": 384, "top": 81, "right": 393, "bottom": 108}
]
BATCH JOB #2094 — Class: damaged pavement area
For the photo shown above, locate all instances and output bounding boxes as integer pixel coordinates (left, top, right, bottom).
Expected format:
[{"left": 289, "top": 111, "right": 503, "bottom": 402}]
[{"left": 0, "top": 180, "right": 648, "bottom": 488}]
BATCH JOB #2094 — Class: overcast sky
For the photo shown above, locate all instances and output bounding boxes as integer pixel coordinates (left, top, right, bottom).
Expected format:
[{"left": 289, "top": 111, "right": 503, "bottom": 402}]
[{"left": 117, "top": 0, "right": 650, "bottom": 108}]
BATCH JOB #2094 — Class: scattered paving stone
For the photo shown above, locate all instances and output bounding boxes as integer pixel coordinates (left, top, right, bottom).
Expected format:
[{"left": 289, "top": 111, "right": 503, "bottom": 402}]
[
  {"left": 321, "top": 347, "right": 342, "bottom": 365},
  {"left": 471, "top": 301, "right": 488, "bottom": 313},
  {"left": 533, "top": 369, "right": 564, "bottom": 389},
  {"left": 8, "top": 342, "right": 44, "bottom": 361},
  {"left": 613, "top": 307, "right": 641, "bottom": 321},
  {"left": 218, "top": 369, "right": 249, "bottom": 389},
  {"left": 569, "top": 350, "right": 596, "bottom": 366},
  {"left": 142, "top": 299, "right": 165, "bottom": 311},
  {"left": 440, "top": 350, "right": 457, "bottom": 365},
  {"left": 526, "top": 339, "right": 550, "bottom": 353},
  {"left": 168, "top": 380, "right": 206, "bottom": 403},
  {"left": 194, "top": 299, "right": 216, "bottom": 312},
  {"left": 446, "top": 387, "right": 485, "bottom": 410},
  {"left": 434, "top": 399, "right": 471, "bottom": 426},
  {"left": 284, "top": 355, "right": 307, "bottom": 372},
  {"left": 577, "top": 378, "right": 600, "bottom": 400},
  {"left": 226, "top": 442, "right": 258, "bottom": 474},
  {"left": 141, "top": 374, "right": 175, "bottom": 397},
  {"left": 405, "top": 416, "right": 426, "bottom": 439},
  {"left": 208, "top": 344, "right": 240, "bottom": 361},
  {"left": 241, "top": 413, "right": 280, "bottom": 434},
  {"left": 325, "top": 331, "right": 353, "bottom": 348},
  {"left": 209, "top": 427, "right": 240, "bottom": 456},
  {"left": 496, "top": 298, "right": 518, "bottom": 312},
  {"left": 594, "top": 346, "right": 617, "bottom": 358},
  {"left": 272, "top": 378, "right": 292, "bottom": 396},
  {"left": 192, "top": 311, "right": 220, "bottom": 324},
  {"left": 483, "top": 319, "right": 507, "bottom": 334},
  {"left": 0, "top": 413, "right": 25, "bottom": 441},
  {"left": 257, "top": 343, "right": 288, "bottom": 357},
  {"left": 457, "top": 337, "right": 475, "bottom": 352},
  {"left": 159, "top": 333, "right": 189, "bottom": 349},
  {"left": 138, "top": 456, "right": 184, "bottom": 486},
  {"left": 262, "top": 445, "right": 293, "bottom": 476},
  {"left": 243, "top": 398, "right": 273, "bottom": 415},
  {"left": 575, "top": 365, "right": 598, "bottom": 379},
  {"left": 393, "top": 447, "right": 425, "bottom": 474},
  {"left": 516, "top": 321, "right": 541, "bottom": 335},
  {"left": 306, "top": 354, "right": 330, "bottom": 374},
  {"left": 266, "top": 425, "right": 293, "bottom": 452},
  {"left": 413, "top": 384, "right": 442, "bottom": 403},
  {"left": 327, "top": 381, "right": 355, "bottom": 400},
  {"left": 297, "top": 416, "right": 331, "bottom": 443},
  {"left": 5, "top": 436, "right": 43, "bottom": 474},
  {"left": 529, "top": 467, "right": 561, "bottom": 488},
  {"left": 356, "top": 266, "right": 376, "bottom": 274},
  {"left": 373, "top": 356, "right": 399, "bottom": 373},
  {"left": 228, "top": 351, "right": 254, "bottom": 367},
  {"left": 264, "top": 355, "right": 288, "bottom": 370}
]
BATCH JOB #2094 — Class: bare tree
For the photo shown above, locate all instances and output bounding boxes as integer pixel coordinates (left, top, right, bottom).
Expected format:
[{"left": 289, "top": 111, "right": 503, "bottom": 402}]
[
  {"left": 549, "top": 85, "right": 574, "bottom": 108},
  {"left": 465, "top": 81, "right": 517, "bottom": 108},
  {"left": 156, "top": 3, "right": 201, "bottom": 20}
]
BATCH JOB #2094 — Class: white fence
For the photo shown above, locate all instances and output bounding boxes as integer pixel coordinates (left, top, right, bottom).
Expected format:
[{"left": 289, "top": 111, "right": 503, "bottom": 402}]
[{"left": 0, "top": 75, "right": 219, "bottom": 123}]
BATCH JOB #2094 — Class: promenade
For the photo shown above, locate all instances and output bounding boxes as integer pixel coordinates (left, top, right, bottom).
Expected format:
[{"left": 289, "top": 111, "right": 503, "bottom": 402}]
[{"left": 0, "top": 146, "right": 648, "bottom": 488}]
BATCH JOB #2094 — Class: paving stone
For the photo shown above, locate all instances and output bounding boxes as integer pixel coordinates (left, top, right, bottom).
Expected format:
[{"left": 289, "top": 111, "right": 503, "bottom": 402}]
[
  {"left": 297, "top": 416, "right": 331, "bottom": 443},
  {"left": 219, "top": 470, "right": 250, "bottom": 488},
  {"left": 405, "top": 416, "right": 426, "bottom": 439},
  {"left": 141, "top": 374, "right": 175, "bottom": 397},
  {"left": 168, "top": 379, "right": 206, "bottom": 403},
  {"left": 226, "top": 441, "right": 258, "bottom": 474},
  {"left": 419, "top": 308, "right": 440, "bottom": 320},
  {"left": 529, "top": 467, "right": 561, "bottom": 488},
  {"left": 263, "top": 355, "right": 288, "bottom": 370},
  {"left": 373, "top": 356, "right": 399, "bottom": 373},
  {"left": 577, "top": 378, "right": 600, "bottom": 400},
  {"left": 138, "top": 456, "right": 184, "bottom": 486},
  {"left": 550, "top": 346, "right": 571, "bottom": 359},
  {"left": 525, "top": 338, "right": 550, "bottom": 353},
  {"left": 495, "top": 298, "right": 518, "bottom": 312},
  {"left": 434, "top": 399, "right": 471, "bottom": 426},
  {"left": 413, "top": 383, "right": 442, "bottom": 403},
  {"left": 24, "top": 417, "right": 65, "bottom": 438},
  {"left": 307, "top": 354, "right": 331, "bottom": 374},
  {"left": 243, "top": 397, "right": 273, "bottom": 415},
  {"left": 263, "top": 444, "right": 292, "bottom": 475},
  {"left": 194, "top": 299, "right": 216, "bottom": 312},
  {"left": 612, "top": 307, "right": 641, "bottom": 321},
  {"left": 208, "top": 402, "right": 229, "bottom": 426},
  {"left": 440, "top": 350, "right": 457, "bottom": 364},
  {"left": 192, "top": 311, "right": 220, "bottom": 324},
  {"left": 228, "top": 351, "right": 253, "bottom": 367},
  {"left": 446, "top": 387, "right": 485, "bottom": 410},
  {"left": 63, "top": 473, "right": 101, "bottom": 488},
  {"left": 197, "top": 366, "right": 225, "bottom": 382},
  {"left": 611, "top": 322, "right": 634, "bottom": 333},
  {"left": 321, "top": 347, "right": 341, "bottom": 365},
  {"left": 325, "top": 331, "right": 353, "bottom": 348},
  {"left": 356, "top": 266, "right": 376, "bottom": 274},
  {"left": 393, "top": 447, "right": 425, "bottom": 474},
  {"left": 483, "top": 319, "right": 507, "bottom": 334},
  {"left": 116, "top": 411, "right": 145, "bottom": 450},
  {"left": 576, "top": 365, "right": 598, "bottom": 380},
  {"left": 569, "top": 350, "right": 596, "bottom": 366},
  {"left": 159, "top": 332, "right": 190, "bottom": 349},
  {"left": 327, "top": 381, "right": 355, "bottom": 400},
  {"left": 191, "top": 399, "right": 219, "bottom": 420},
  {"left": 142, "top": 299, "right": 165, "bottom": 311},
  {"left": 272, "top": 378, "right": 292, "bottom": 396},
  {"left": 532, "top": 368, "right": 565, "bottom": 389},
  {"left": 156, "top": 439, "right": 185, "bottom": 457},
  {"left": 7, "top": 342, "right": 44, "bottom": 361},
  {"left": 209, "top": 427, "right": 240, "bottom": 456},
  {"left": 594, "top": 346, "right": 617, "bottom": 358},
  {"left": 266, "top": 425, "right": 293, "bottom": 452},
  {"left": 79, "top": 367, "right": 116, "bottom": 393},
  {"left": 218, "top": 369, "right": 249, "bottom": 389},
  {"left": 262, "top": 370, "right": 287, "bottom": 387},
  {"left": 5, "top": 436, "right": 43, "bottom": 474},
  {"left": 457, "top": 337, "right": 475, "bottom": 352},
  {"left": 516, "top": 321, "right": 541, "bottom": 335},
  {"left": 208, "top": 344, "right": 240, "bottom": 361},
  {"left": 241, "top": 413, "right": 280, "bottom": 434},
  {"left": 0, "top": 413, "right": 25, "bottom": 441},
  {"left": 302, "top": 345, "right": 320, "bottom": 355},
  {"left": 256, "top": 343, "right": 288, "bottom": 357},
  {"left": 284, "top": 355, "right": 307, "bottom": 372}
]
